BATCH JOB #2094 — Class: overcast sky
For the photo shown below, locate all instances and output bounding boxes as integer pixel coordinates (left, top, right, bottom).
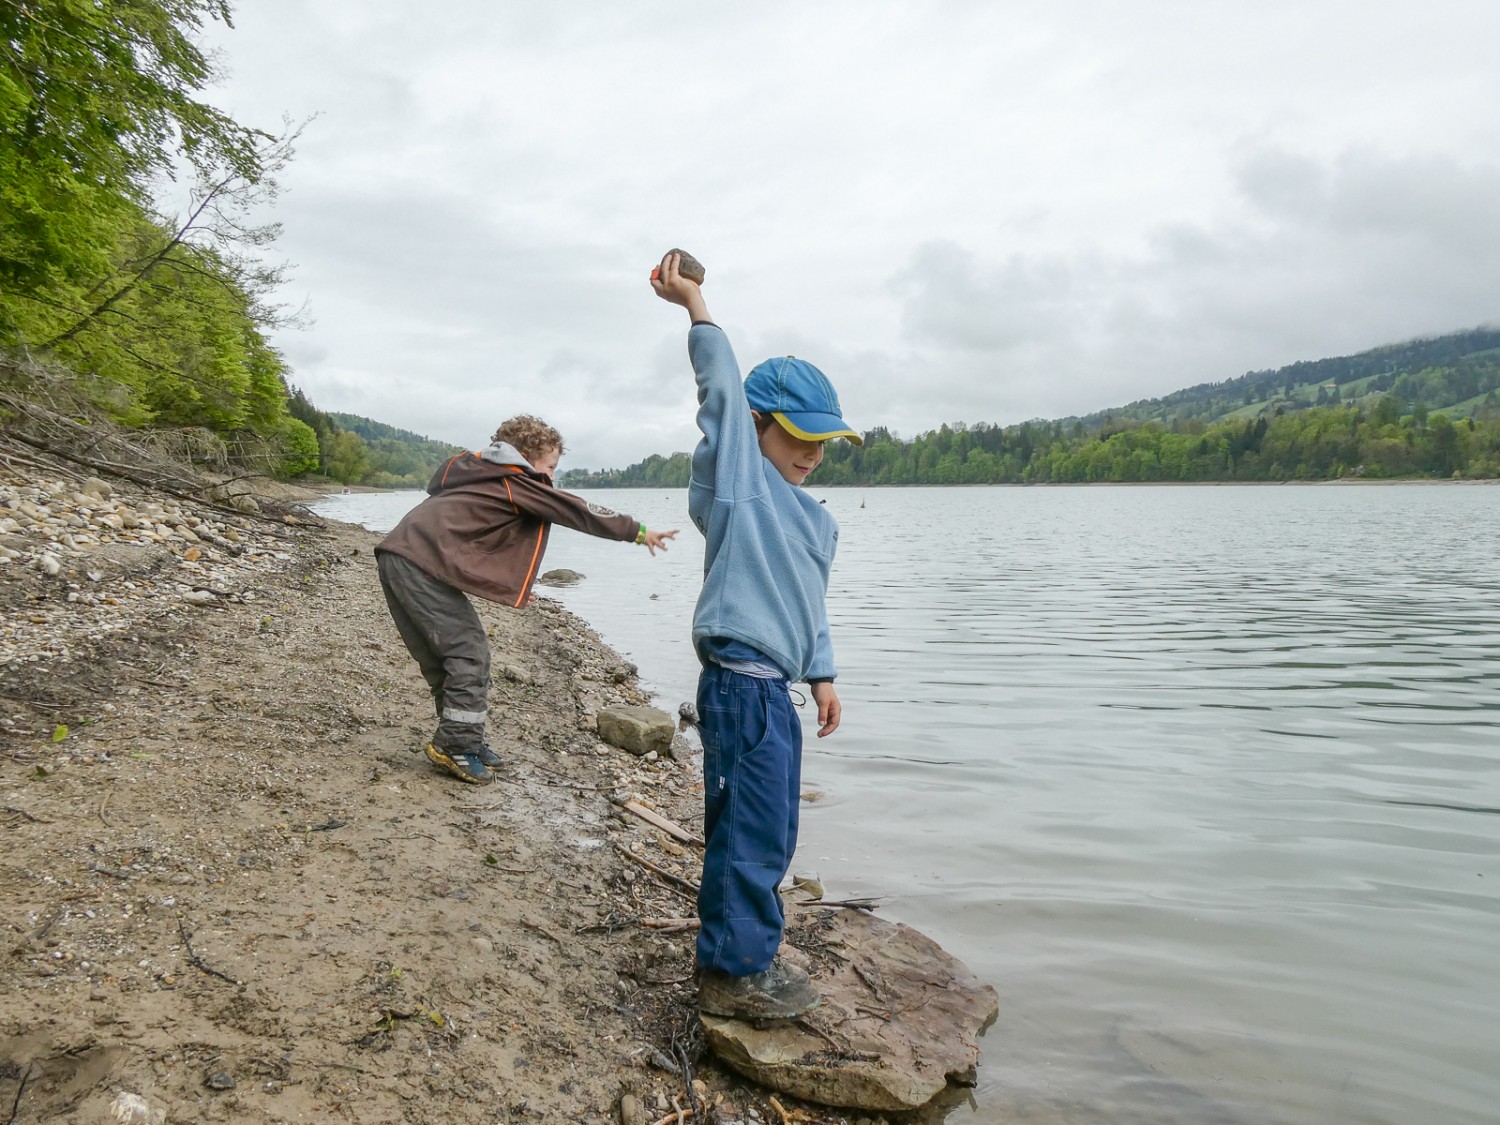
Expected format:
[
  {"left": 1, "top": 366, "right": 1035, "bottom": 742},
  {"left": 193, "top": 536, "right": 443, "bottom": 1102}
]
[{"left": 196, "top": 1, "right": 1500, "bottom": 470}]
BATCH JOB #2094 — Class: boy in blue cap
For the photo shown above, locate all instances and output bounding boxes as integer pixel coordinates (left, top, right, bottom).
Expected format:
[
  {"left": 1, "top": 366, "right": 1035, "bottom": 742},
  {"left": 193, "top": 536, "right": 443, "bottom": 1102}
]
[{"left": 651, "top": 251, "right": 862, "bottom": 1019}]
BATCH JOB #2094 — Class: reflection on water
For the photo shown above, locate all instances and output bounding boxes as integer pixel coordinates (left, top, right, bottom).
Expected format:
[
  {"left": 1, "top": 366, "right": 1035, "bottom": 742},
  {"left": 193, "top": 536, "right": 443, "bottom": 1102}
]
[{"left": 315, "top": 484, "right": 1500, "bottom": 1125}]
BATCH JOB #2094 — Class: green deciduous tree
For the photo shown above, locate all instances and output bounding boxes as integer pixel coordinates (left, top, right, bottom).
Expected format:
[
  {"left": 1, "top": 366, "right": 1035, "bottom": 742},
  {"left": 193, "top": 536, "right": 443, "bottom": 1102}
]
[
  {"left": 1, "top": 0, "right": 267, "bottom": 333},
  {"left": 1, "top": 1, "right": 328, "bottom": 479},
  {"left": 322, "top": 430, "right": 372, "bottom": 484}
]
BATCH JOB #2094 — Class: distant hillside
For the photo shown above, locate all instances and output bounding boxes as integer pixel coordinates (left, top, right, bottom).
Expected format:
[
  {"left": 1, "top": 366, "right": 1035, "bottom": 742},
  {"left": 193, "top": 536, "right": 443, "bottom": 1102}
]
[
  {"left": 323, "top": 412, "right": 464, "bottom": 487},
  {"left": 1072, "top": 326, "right": 1500, "bottom": 428},
  {"left": 562, "top": 325, "right": 1500, "bottom": 487},
  {"left": 327, "top": 414, "right": 451, "bottom": 448}
]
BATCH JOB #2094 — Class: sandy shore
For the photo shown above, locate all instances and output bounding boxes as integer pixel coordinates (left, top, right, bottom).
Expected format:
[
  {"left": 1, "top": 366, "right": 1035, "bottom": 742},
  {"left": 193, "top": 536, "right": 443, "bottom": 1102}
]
[{"left": 0, "top": 461, "right": 888, "bottom": 1124}]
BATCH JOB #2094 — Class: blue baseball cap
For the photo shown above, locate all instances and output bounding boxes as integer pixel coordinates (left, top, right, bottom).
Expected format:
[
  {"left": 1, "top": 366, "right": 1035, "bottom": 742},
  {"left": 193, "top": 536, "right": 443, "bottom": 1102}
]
[{"left": 743, "top": 356, "right": 863, "bottom": 446}]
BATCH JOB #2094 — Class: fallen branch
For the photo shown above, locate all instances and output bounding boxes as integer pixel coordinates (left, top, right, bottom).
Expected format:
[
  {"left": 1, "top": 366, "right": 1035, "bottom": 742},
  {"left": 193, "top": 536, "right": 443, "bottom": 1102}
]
[
  {"left": 537, "top": 776, "right": 625, "bottom": 791},
  {"left": 800, "top": 898, "right": 880, "bottom": 911},
  {"left": 641, "top": 917, "right": 701, "bottom": 932},
  {"left": 30, "top": 904, "right": 67, "bottom": 943},
  {"left": 3, "top": 805, "right": 50, "bottom": 824},
  {"left": 675, "top": 1038, "right": 702, "bottom": 1124},
  {"left": 0, "top": 425, "right": 308, "bottom": 533},
  {"left": 516, "top": 917, "right": 566, "bottom": 945},
  {"left": 614, "top": 798, "right": 705, "bottom": 847},
  {"left": 176, "top": 916, "right": 241, "bottom": 985},
  {"left": 4, "top": 1061, "right": 33, "bottom": 1125},
  {"left": 615, "top": 844, "right": 700, "bottom": 900},
  {"left": 793, "top": 1016, "right": 844, "bottom": 1054}
]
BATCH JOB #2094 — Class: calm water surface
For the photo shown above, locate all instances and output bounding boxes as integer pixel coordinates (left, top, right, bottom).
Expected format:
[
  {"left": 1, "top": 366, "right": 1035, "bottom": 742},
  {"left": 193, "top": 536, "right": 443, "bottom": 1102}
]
[{"left": 316, "top": 484, "right": 1500, "bottom": 1125}]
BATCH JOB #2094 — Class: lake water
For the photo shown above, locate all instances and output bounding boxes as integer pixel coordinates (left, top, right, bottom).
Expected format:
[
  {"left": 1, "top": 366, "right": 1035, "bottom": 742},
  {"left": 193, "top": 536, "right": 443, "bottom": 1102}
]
[{"left": 314, "top": 483, "right": 1500, "bottom": 1125}]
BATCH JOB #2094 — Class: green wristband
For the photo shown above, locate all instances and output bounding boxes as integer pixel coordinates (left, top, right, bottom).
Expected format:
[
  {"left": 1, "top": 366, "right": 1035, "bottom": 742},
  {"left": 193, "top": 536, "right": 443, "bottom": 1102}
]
[{"left": 635, "top": 524, "right": 647, "bottom": 545}]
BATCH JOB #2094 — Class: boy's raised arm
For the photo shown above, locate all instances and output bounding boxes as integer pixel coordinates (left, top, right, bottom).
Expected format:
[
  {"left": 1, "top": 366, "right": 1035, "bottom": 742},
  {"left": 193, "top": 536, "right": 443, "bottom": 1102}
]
[{"left": 651, "top": 251, "right": 765, "bottom": 503}]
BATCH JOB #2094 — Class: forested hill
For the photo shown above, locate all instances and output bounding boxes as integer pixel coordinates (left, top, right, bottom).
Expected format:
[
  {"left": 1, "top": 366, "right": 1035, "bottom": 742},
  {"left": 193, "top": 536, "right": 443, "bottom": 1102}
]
[
  {"left": 329, "top": 413, "right": 465, "bottom": 485},
  {"left": 1072, "top": 327, "right": 1500, "bottom": 428},
  {"left": 561, "top": 326, "right": 1500, "bottom": 487},
  {"left": 282, "top": 398, "right": 464, "bottom": 487}
]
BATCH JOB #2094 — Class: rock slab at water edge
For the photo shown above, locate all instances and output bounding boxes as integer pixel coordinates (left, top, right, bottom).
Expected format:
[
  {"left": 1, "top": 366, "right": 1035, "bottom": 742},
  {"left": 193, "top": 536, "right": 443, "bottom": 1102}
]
[{"left": 701, "top": 905, "right": 998, "bottom": 1112}]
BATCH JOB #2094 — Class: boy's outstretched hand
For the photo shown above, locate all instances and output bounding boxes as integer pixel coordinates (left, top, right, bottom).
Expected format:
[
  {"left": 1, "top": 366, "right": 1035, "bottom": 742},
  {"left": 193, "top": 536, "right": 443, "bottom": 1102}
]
[
  {"left": 650, "top": 251, "right": 712, "bottom": 323},
  {"left": 640, "top": 527, "right": 678, "bottom": 556},
  {"left": 810, "top": 681, "right": 841, "bottom": 737}
]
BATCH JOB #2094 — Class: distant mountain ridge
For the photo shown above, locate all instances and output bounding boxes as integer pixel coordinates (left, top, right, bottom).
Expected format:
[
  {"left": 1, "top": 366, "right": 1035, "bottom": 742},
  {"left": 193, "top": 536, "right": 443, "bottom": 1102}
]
[
  {"left": 328, "top": 413, "right": 461, "bottom": 449},
  {"left": 295, "top": 410, "right": 464, "bottom": 487},
  {"left": 560, "top": 325, "right": 1500, "bottom": 486},
  {"left": 1072, "top": 326, "right": 1500, "bottom": 428}
]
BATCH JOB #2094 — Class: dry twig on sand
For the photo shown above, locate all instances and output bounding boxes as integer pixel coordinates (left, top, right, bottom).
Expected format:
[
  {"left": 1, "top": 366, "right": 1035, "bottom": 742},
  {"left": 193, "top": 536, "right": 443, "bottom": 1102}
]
[
  {"left": 176, "top": 916, "right": 241, "bottom": 985},
  {"left": 615, "top": 843, "right": 701, "bottom": 899}
]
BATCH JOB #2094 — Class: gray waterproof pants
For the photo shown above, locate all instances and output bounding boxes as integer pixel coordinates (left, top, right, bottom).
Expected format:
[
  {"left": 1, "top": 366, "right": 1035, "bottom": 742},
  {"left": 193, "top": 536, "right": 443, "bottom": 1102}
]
[{"left": 376, "top": 551, "right": 489, "bottom": 754}]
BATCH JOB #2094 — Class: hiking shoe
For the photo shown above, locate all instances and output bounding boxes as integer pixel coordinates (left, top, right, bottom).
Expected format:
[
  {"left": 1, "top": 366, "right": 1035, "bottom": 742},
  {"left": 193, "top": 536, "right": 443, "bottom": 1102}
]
[
  {"left": 424, "top": 743, "right": 492, "bottom": 785},
  {"left": 475, "top": 744, "right": 504, "bottom": 769},
  {"left": 697, "top": 956, "right": 821, "bottom": 1020}
]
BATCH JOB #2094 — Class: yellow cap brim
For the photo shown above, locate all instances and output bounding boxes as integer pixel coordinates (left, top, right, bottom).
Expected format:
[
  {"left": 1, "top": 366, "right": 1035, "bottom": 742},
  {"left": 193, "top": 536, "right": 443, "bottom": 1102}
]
[{"left": 772, "top": 412, "right": 864, "bottom": 446}]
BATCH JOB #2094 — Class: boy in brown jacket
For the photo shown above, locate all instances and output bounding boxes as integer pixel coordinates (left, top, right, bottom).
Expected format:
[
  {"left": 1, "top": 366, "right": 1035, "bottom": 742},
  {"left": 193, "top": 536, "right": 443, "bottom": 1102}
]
[{"left": 375, "top": 414, "right": 676, "bottom": 784}]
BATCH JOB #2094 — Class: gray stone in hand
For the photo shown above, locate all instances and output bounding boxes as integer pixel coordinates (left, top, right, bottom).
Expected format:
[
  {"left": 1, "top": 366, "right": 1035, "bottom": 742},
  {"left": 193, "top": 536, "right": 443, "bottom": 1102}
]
[{"left": 668, "top": 248, "right": 705, "bottom": 284}]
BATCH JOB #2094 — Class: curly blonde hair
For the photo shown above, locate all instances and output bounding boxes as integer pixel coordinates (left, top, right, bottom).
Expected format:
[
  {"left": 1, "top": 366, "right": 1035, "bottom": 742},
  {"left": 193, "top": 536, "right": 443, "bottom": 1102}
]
[{"left": 492, "top": 415, "right": 565, "bottom": 462}]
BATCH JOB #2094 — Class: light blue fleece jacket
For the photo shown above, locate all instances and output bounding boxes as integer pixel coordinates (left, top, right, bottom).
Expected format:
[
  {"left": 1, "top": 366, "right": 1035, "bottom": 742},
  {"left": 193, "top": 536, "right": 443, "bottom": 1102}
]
[{"left": 687, "top": 324, "right": 838, "bottom": 683}]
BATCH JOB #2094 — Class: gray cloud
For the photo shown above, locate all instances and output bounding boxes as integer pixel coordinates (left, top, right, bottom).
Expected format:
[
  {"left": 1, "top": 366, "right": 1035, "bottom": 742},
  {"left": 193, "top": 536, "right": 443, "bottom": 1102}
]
[
  {"left": 886, "top": 148, "right": 1500, "bottom": 423},
  {"left": 197, "top": 1, "right": 1500, "bottom": 467}
]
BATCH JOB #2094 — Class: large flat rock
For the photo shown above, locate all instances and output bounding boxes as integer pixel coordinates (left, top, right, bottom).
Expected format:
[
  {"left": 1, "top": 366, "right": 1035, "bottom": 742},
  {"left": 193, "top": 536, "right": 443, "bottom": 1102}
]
[{"left": 701, "top": 904, "right": 998, "bottom": 1112}]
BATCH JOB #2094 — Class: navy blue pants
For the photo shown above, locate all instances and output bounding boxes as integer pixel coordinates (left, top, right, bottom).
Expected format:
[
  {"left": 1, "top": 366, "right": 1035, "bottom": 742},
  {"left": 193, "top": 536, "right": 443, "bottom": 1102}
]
[{"left": 696, "top": 664, "right": 802, "bottom": 975}]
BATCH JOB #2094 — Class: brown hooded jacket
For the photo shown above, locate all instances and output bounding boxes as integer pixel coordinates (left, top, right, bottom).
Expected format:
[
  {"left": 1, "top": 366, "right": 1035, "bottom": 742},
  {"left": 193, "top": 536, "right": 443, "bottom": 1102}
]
[{"left": 375, "top": 444, "right": 639, "bottom": 607}]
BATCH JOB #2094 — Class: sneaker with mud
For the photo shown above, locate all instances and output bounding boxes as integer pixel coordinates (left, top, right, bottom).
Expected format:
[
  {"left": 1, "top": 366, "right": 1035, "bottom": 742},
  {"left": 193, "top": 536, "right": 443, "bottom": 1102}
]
[
  {"left": 697, "top": 956, "right": 821, "bottom": 1020},
  {"left": 424, "top": 743, "right": 492, "bottom": 784},
  {"left": 475, "top": 744, "right": 504, "bottom": 769}
]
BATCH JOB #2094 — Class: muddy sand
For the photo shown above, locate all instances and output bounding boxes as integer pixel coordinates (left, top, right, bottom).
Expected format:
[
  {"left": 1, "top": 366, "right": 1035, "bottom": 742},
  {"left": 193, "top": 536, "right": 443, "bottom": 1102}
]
[{"left": 0, "top": 465, "right": 913, "bottom": 1124}]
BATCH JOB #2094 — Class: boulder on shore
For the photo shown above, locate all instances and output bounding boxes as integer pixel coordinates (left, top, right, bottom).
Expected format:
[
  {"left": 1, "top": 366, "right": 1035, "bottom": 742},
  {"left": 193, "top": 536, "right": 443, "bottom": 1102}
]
[
  {"left": 596, "top": 704, "right": 675, "bottom": 756},
  {"left": 701, "top": 904, "right": 998, "bottom": 1112}
]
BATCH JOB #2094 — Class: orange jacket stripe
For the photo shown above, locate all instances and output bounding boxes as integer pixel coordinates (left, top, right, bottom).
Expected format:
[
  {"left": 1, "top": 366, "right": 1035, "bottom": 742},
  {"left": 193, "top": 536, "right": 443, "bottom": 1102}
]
[
  {"left": 516, "top": 528, "right": 545, "bottom": 607},
  {"left": 502, "top": 473, "right": 545, "bottom": 607}
]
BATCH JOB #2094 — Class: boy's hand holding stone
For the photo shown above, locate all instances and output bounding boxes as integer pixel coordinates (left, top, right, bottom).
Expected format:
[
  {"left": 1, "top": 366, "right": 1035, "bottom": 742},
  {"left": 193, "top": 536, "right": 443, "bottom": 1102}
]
[{"left": 651, "top": 250, "right": 712, "bottom": 323}]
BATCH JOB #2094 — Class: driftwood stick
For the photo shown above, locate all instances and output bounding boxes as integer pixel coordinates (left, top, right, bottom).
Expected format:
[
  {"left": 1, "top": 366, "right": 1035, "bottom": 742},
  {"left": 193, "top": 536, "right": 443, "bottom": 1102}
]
[
  {"left": 641, "top": 917, "right": 701, "bottom": 931},
  {"left": 1, "top": 429, "right": 308, "bottom": 533},
  {"left": 31, "top": 904, "right": 67, "bottom": 943},
  {"left": 516, "top": 918, "right": 565, "bottom": 945},
  {"left": 615, "top": 844, "right": 700, "bottom": 899},
  {"left": 3, "top": 806, "right": 50, "bottom": 824},
  {"left": 614, "top": 798, "right": 705, "bottom": 847},
  {"left": 800, "top": 898, "right": 880, "bottom": 911},
  {"left": 176, "top": 916, "right": 241, "bottom": 985},
  {"left": 5, "top": 1061, "right": 34, "bottom": 1125},
  {"left": 675, "top": 1040, "right": 702, "bottom": 1124}
]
